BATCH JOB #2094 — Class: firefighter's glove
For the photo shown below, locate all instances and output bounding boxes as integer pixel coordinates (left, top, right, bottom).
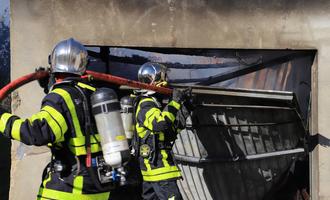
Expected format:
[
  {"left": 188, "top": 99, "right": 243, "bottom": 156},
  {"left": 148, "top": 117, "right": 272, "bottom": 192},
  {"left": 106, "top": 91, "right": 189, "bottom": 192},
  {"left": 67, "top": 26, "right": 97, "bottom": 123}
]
[
  {"left": 172, "top": 87, "right": 192, "bottom": 103},
  {"left": 175, "top": 104, "right": 190, "bottom": 130},
  {"left": 35, "top": 67, "right": 50, "bottom": 94}
]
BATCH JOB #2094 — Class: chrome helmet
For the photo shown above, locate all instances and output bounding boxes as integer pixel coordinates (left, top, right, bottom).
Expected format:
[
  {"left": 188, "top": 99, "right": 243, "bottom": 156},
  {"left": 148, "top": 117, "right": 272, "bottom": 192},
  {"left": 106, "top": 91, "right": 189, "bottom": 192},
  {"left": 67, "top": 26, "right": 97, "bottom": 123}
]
[
  {"left": 50, "top": 38, "right": 88, "bottom": 75},
  {"left": 138, "top": 62, "right": 168, "bottom": 86}
]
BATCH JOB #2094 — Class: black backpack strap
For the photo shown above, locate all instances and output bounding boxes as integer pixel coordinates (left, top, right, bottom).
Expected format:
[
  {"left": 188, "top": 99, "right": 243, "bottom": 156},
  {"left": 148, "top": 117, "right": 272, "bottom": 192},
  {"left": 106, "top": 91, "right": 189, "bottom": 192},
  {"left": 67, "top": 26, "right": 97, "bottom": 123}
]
[{"left": 131, "top": 95, "right": 143, "bottom": 158}]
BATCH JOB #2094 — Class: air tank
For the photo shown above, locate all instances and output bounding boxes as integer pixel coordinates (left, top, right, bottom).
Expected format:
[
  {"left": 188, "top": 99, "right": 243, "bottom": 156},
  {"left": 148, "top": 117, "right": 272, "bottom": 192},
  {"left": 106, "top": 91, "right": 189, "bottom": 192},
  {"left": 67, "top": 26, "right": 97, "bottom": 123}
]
[
  {"left": 91, "top": 88, "right": 130, "bottom": 168},
  {"left": 120, "top": 96, "right": 134, "bottom": 140}
]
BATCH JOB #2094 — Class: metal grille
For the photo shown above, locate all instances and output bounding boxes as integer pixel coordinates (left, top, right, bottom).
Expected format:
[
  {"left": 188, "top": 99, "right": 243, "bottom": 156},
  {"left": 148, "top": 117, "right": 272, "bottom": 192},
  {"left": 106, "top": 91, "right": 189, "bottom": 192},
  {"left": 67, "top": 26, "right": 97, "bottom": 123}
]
[{"left": 172, "top": 87, "right": 306, "bottom": 200}]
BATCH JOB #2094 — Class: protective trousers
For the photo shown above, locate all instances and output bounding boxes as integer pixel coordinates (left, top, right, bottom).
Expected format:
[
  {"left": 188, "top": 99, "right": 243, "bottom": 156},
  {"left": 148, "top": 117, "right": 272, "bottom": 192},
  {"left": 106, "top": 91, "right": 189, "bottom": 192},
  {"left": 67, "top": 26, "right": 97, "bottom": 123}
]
[{"left": 142, "top": 180, "right": 182, "bottom": 200}]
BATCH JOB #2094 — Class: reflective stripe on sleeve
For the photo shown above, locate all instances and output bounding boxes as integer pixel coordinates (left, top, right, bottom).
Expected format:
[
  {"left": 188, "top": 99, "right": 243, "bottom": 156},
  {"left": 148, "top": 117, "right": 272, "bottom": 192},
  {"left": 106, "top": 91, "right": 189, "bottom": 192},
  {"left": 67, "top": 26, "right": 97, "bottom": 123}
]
[
  {"left": 41, "top": 105, "right": 68, "bottom": 141},
  {"left": 11, "top": 119, "right": 23, "bottom": 141},
  {"left": 0, "top": 113, "right": 13, "bottom": 133},
  {"left": 29, "top": 111, "right": 63, "bottom": 142},
  {"left": 144, "top": 108, "right": 160, "bottom": 130}
]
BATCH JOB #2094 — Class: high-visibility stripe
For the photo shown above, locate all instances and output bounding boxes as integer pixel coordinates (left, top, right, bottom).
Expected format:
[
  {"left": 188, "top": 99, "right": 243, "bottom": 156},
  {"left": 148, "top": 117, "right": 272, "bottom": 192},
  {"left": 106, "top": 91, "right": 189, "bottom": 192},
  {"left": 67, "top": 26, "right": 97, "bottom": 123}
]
[
  {"left": 69, "top": 134, "right": 101, "bottom": 146},
  {"left": 69, "top": 142, "right": 102, "bottom": 156},
  {"left": 136, "top": 98, "right": 154, "bottom": 119},
  {"left": 69, "top": 133, "right": 101, "bottom": 155},
  {"left": 139, "top": 98, "right": 154, "bottom": 106},
  {"left": 73, "top": 176, "right": 83, "bottom": 194},
  {"left": 30, "top": 111, "right": 62, "bottom": 142},
  {"left": 168, "top": 100, "right": 181, "bottom": 110},
  {"left": 136, "top": 125, "right": 147, "bottom": 138},
  {"left": 77, "top": 82, "right": 96, "bottom": 91},
  {"left": 11, "top": 119, "right": 23, "bottom": 141},
  {"left": 159, "top": 132, "right": 165, "bottom": 141},
  {"left": 42, "top": 105, "right": 68, "bottom": 141},
  {"left": 52, "top": 88, "right": 92, "bottom": 155},
  {"left": 52, "top": 88, "right": 83, "bottom": 138},
  {"left": 52, "top": 88, "right": 103, "bottom": 155},
  {"left": 162, "top": 101, "right": 180, "bottom": 123},
  {"left": 0, "top": 113, "right": 13, "bottom": 133},
  {"left": 141, "top": 165, "right": 179, "bottom": 176},
  {"left": 136, "top": 98, "right": 154, "bottom": 139},
  {"left": 142, "top": 170, "right": 181, "bottom": 182},
  {"left": 136, "top": 125, "right": 145, "bottom": 133},
  {"left": 38, "top": 187, "right": 110, "bottom": 200},
  {"left": 163, "top": 111, "right": 175, "bottom": 122},
  {"left": 135, "top": 123, "right": 145, "bottom": 133},
  {"left": 160, "top": 150, "right": 170, "bottom": 168},
  {"left": 155, "top": 112, "right": 167, "bottom": 123},
  {"left": 42, "top": 172, "right": 52, "bottom": 188},
  {"left": 144, "top": 108, "right": 159, "bottom": 129},
  {"left": 144, "top": 158, "right": 152, "bottom": 171}
]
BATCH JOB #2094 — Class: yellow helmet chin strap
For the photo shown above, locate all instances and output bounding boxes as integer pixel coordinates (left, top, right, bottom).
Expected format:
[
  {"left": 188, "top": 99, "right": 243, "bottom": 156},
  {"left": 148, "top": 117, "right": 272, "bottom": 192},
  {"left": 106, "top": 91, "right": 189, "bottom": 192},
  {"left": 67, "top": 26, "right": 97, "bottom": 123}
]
[{"left": 155, "top": 81, "right": 168, "bottom": 87}]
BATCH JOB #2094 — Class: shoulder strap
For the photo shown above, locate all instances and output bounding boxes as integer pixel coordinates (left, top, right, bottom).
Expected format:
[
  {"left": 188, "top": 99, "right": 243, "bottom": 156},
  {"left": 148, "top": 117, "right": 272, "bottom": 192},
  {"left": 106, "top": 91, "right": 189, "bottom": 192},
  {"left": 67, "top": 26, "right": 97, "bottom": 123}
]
[{"left": 131, "top": 95, "right": 142, "bottom": 157}]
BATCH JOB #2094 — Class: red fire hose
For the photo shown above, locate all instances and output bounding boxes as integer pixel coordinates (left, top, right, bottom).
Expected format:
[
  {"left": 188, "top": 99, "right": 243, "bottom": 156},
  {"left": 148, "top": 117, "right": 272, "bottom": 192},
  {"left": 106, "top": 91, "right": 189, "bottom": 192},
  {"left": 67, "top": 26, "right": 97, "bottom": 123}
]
[
  {"left": 85, "top": 70, "right": 172, "bottom": 95},
  {"left": 0, "top": 70, "right": 172, "bottom": 101},
  {"left": 0, "top": 71, "right": 49, "bottom": 101}
]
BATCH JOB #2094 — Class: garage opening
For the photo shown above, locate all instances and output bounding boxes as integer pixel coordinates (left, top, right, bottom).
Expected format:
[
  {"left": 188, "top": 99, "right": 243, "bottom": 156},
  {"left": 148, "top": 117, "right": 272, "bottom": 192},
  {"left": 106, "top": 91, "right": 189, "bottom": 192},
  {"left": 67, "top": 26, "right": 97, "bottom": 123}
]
[{"left": 86, "top": 47, "right": 316, "bottom": 200}]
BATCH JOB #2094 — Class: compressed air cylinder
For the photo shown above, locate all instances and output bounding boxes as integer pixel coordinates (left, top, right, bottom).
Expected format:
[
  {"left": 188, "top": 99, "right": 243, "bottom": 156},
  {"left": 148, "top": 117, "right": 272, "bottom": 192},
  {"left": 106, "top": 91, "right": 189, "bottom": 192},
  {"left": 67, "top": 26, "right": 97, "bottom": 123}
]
[
  {"left": 120, "top": 96, "right": 134, "bottom": 140},
  {"left": 91, "top": 88, "right": 130, "bottom": 168}
]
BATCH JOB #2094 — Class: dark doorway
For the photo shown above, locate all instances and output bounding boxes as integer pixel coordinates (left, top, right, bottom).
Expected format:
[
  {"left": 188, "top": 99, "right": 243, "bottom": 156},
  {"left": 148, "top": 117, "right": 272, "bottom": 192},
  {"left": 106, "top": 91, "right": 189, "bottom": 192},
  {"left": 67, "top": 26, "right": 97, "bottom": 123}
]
[{"left": 86, "top": 46, "right": 315, "bottom": 200}]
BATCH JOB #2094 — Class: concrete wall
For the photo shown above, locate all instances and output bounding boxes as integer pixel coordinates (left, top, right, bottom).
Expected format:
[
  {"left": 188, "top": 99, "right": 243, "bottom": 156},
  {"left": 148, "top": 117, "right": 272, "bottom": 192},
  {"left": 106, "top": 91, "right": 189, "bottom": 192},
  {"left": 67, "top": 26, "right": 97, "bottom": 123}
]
[{"left": 10, "top": 0, "right": 328, "bottom": 199}]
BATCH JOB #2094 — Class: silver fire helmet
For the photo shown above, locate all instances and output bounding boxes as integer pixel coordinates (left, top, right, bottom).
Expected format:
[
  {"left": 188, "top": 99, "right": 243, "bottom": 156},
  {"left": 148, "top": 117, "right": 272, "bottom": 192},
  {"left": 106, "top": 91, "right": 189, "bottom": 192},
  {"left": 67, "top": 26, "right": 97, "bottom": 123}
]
[
  {"left": 50, "top": 38, "right": 88, "bottom": 75},
  {"left": 138, "top": 62, "right": 168, "bottom": 84}
]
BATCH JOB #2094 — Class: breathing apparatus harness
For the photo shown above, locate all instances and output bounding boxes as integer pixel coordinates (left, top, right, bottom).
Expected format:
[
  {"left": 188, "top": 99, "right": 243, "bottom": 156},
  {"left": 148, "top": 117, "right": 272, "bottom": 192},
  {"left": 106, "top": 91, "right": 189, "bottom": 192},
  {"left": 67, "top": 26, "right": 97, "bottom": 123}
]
[
  {"left": 131, "top": 91, "right": 182, "bottom": 166},
  {"left": 49, "top": 79, "right": 127, "bottom": 191}
]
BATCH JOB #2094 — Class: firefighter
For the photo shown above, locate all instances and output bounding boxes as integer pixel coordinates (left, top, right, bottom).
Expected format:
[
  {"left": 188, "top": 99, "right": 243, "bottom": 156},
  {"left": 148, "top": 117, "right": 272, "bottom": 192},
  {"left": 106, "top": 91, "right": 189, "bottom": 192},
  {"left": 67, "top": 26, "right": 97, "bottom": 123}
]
[
  {"left": 134, "top": 62, "right": 189, "bottom": 200},
  {"left": 0, "top": 38, "right": 113, "bottom": 199}
]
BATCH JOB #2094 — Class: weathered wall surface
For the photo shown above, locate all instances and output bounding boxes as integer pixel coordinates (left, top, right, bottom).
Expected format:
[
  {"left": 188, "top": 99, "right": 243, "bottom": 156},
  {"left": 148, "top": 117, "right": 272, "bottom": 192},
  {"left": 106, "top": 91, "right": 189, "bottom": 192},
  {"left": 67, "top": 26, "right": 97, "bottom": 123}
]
[{"left": 10, "top": 0, "right": 328, "bottom": 199}]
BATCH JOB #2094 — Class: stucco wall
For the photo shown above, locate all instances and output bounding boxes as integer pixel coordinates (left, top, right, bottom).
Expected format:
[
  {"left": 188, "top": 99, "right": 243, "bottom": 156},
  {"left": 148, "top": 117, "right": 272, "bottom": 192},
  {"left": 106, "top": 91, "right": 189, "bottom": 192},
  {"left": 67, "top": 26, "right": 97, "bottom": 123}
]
[{"left": 10, "top": 0, "right": 327, "bottom": 199}]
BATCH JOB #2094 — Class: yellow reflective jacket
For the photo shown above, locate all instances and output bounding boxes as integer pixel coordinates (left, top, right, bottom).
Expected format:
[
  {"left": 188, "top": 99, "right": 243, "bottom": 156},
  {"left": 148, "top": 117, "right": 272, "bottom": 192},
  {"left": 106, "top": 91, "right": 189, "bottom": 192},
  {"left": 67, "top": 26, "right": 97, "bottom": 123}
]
[
  {"left": 0, "top": 80, "right": 110, "bottom": 200},
  {"left": 135, "top": 96, "right": 182, "bottom": 182}
]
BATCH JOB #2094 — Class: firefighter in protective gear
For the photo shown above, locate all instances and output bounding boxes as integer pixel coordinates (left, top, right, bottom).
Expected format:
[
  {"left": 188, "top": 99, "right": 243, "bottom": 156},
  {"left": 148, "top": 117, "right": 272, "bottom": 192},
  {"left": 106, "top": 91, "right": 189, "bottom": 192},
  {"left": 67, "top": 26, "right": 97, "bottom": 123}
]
[
  {"left": 135, "top": 62, "right": 186, "bottom": 200},
  {"left": 0, "top": 38, "right": 113, "bottom": 199}
]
